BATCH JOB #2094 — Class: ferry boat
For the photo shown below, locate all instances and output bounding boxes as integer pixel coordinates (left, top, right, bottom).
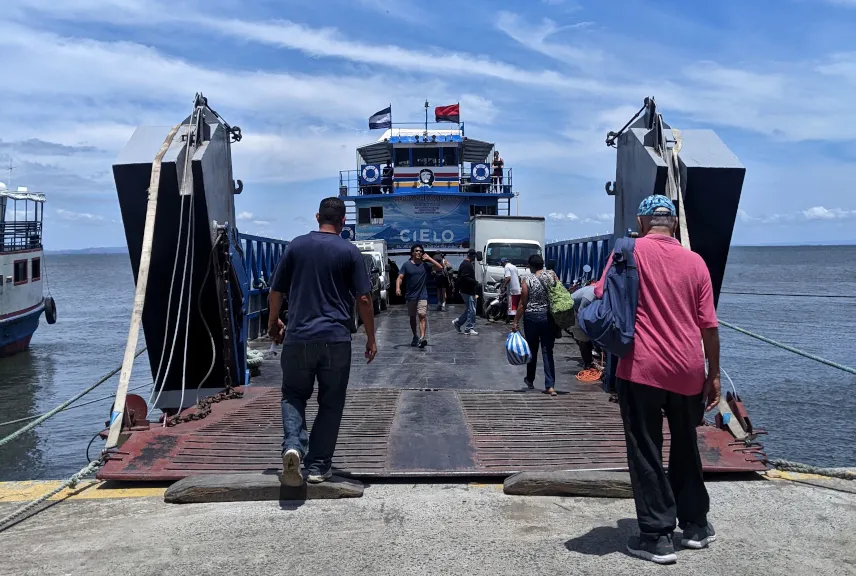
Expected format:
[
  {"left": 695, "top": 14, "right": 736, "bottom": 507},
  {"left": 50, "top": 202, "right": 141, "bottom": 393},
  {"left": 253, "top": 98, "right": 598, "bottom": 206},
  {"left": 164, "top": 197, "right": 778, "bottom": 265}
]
[
  {"left": 0, "top": 185, "right": 56, "bottom": 357},
  {"left": 338, "top": 122, "right": 515, "bottom": 270}
]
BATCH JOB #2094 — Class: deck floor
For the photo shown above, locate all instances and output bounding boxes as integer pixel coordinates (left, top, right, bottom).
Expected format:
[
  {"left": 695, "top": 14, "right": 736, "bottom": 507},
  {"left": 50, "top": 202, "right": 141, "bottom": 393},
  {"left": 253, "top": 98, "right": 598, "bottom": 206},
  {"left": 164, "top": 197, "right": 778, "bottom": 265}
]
[{"left": 98, "top": 306, "right": 766, "bottom": 481}]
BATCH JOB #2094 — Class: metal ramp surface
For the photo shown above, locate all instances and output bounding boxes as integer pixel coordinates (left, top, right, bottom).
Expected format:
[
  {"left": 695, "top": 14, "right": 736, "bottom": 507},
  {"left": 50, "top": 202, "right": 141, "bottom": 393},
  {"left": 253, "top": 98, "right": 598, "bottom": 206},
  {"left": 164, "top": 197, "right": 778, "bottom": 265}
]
[{"left": 98, "top": 387, "right": 766, "bottom": 481}]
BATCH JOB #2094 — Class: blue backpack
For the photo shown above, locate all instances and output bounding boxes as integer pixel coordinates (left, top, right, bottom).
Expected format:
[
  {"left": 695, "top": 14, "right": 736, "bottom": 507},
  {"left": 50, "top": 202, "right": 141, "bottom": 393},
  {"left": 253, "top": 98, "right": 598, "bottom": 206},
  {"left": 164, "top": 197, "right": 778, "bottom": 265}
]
[{"left": 578, "top": 238, "right": 639, "bottom": 357}]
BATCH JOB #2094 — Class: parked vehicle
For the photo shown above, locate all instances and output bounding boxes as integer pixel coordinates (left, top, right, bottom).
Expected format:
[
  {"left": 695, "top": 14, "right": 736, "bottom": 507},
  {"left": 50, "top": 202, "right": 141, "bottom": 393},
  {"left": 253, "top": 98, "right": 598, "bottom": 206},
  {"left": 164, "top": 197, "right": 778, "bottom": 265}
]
[
  {"left": 485, "top": 284, "right": 509, "bottom": 323},
  {"left": 352, "top": 240, "right": 389, "bottom": 310},
  {"left": 469, "top": 215, "right": 545, "bottom": 315},
  {"left": 350, "top": 253, "right": 382, "bottom": 332}
]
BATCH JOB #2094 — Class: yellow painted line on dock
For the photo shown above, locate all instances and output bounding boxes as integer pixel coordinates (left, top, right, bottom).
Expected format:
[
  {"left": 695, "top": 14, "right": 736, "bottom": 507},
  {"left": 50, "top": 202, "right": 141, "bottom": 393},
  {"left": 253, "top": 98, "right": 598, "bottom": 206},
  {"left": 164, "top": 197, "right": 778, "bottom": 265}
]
[
  {"left": 764, "top": 470, "right": 833, "bottom": 482},
  {"left": 0, "top": 480, "right": 166, "bottom": 503}
]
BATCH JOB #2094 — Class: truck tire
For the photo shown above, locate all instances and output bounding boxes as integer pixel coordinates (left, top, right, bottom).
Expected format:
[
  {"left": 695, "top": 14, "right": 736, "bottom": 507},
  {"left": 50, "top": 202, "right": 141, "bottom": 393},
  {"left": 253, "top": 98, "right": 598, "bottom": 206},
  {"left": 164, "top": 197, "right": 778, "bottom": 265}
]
[{"left": 373, "top": 295, "right": 381, "bottom": 315}]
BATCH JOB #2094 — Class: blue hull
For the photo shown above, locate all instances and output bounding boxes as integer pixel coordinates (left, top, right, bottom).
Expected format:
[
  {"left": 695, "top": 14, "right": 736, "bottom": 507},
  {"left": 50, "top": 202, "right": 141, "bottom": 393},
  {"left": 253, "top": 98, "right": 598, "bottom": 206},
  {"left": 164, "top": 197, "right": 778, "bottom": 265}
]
[{"left": 0, "top": 306, "right": 42, "bottom": 357}]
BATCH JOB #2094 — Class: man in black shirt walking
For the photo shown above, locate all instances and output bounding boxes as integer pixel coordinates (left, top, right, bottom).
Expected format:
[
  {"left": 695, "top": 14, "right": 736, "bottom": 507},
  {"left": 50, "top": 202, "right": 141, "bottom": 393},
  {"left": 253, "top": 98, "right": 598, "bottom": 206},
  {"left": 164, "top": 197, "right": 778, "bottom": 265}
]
[
  {"left": 268, "top": 197, "right": 377, "bottom": 487},
  {"left": 453, "top": 248, "right": 479, "bottom": 335}
]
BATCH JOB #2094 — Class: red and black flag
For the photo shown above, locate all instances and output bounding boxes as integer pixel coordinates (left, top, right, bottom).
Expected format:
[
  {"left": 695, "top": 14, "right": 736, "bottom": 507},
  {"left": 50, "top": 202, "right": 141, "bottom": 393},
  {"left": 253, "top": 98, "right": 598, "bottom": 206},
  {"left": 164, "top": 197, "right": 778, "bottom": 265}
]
[{"left": 434, "top": 103, "right": 460, "bottom": 123}]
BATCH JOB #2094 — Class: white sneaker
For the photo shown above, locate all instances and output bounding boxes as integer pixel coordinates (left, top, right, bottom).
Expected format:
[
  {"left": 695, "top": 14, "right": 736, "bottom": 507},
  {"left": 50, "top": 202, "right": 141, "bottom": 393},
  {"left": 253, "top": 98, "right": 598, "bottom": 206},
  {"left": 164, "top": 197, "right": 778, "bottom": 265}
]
[
  {"left": 281, "top": 448, "right": 303, "bottom": 487},
  {"left": 464, "top": 330, "right": 479, "bottom": 336},
  {"left": 307, "top": 470, "right": 333, "bottom": 484}
]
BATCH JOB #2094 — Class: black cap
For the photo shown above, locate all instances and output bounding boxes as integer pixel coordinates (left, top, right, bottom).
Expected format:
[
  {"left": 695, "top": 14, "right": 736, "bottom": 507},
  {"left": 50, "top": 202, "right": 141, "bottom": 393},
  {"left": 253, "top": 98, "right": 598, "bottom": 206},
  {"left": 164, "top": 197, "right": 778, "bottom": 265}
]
[{"left": 467, "top": 248, "right": 477, "bottom": 257}]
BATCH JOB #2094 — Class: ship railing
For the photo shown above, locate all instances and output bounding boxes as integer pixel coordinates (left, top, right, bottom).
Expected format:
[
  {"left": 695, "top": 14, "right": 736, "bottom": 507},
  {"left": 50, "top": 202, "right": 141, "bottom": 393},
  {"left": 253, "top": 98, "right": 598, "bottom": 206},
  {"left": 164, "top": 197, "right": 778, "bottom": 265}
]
[
  {"left": 238, "top": 232, "right": 289, "bottom": 341},
  {"left": 0, "top": 221, "right": 43, "bottom": 252},
  {"left": 545, "top": 234, "right": 614, "bottom": 288},
  {"left": 337, "top": 167, "right": 514, "bottom": 196}
]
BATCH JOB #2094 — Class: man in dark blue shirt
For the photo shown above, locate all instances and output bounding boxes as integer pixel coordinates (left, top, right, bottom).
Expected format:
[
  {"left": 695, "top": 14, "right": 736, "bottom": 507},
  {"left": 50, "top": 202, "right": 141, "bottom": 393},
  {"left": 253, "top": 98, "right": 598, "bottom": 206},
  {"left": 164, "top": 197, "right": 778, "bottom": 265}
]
[
  {"left": 268, "top": 197, "right": 376, "bottom": 486},
  {"left": 396, "top": 244, "right": 442, "bottom": 348}
]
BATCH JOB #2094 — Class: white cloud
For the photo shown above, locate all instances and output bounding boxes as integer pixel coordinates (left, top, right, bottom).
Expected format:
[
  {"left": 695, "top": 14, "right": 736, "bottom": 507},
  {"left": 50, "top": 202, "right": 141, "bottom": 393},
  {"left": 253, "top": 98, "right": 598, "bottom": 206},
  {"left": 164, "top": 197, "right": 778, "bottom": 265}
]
[
  {"left": 802, "top": 206, "right": 856, "bottom": 220},
  {"left": 236, "top": 211, "right": 254, "bottom": 221},
  {"left": 55, "top": 208, "right": 105, "bottom": 222},
  {"left": 252, "top": 220, "right": 271, "bottom": 226},
  {"left": 548, "top": 212, "right": 579, "bottom": 221}
]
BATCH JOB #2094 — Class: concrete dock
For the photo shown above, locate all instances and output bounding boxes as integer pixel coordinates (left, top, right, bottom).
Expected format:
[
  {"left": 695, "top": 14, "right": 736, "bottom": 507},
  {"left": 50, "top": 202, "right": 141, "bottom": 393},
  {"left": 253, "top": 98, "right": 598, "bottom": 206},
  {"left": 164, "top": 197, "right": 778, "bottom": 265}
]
[{"left": 1, "top": 475, "right": 855, "bottom": 575}]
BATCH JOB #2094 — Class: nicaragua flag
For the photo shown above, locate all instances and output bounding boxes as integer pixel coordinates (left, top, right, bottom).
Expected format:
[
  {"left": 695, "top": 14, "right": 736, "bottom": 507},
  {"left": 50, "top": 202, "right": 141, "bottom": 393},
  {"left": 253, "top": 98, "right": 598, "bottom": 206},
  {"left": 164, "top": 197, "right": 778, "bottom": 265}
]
[{"left": 369, "top": 106, "right": 392, "bottom": 129}]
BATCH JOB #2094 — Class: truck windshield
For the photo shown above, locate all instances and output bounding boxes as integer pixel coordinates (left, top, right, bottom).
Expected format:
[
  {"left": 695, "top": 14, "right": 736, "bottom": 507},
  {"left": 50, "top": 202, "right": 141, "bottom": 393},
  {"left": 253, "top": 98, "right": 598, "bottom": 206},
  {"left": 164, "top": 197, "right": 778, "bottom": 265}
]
[{"left": 485, "top": 243, "right": 541, "bottom": 267}]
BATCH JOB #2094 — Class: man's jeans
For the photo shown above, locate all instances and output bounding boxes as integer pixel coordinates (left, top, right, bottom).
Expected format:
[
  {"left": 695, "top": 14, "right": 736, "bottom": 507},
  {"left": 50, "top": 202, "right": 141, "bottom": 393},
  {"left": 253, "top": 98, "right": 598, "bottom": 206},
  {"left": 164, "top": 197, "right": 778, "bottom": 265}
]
[
  {"left": 456, "top": 293, "right": 476, "bottom": 332},
  {"left": 281, "top": 341, "right": 351, "bottom": 475}
]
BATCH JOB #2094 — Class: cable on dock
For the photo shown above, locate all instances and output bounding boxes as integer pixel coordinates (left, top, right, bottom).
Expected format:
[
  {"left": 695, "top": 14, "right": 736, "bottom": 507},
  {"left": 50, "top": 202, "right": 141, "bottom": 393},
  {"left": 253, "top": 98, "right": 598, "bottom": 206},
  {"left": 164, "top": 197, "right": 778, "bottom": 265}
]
[
  {"left": 0, "top": 458, "right": 103, "bottom": 533},
  {"left": 768, "top": 459, "right": 856, "bottom": 481},
  {"left": 0, "top": 348, "right": 147, "bottom": 447},
  {"left": 719, "top": 320, "right": 856, "bottom": 376}
]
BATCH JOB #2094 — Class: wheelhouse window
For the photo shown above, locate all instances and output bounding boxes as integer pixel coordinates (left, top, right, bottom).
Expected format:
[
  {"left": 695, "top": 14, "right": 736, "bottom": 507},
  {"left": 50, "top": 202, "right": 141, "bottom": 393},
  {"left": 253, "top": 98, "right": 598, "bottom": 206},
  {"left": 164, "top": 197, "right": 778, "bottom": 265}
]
[
  {"left": 358, "top": 207, "right": 371, "bottom": 224},
  {"left": 14, "top": 259, "right": 28, "bottom": 285},
  {"left": 394, "top": 148, "right": 410, "bottom": 167},
  {"left": 412, "top": 148, "right": 439, "bottom": 167},
  {"left": 441, "top": 147, "right": 457, "bottom": 167},
  {"left": 470, "top": 205, "right": 497, "bottom": 217},
  {"left": 31, "top": 258, "right": 41, "bottom": 281}
]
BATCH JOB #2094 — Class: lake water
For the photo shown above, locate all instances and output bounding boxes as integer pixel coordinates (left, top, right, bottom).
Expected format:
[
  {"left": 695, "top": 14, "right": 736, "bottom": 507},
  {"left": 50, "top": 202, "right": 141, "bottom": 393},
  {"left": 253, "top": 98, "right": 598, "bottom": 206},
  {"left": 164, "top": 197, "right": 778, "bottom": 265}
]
[{"left": 1, "top": 247, "right": 854, "bottom": 480}]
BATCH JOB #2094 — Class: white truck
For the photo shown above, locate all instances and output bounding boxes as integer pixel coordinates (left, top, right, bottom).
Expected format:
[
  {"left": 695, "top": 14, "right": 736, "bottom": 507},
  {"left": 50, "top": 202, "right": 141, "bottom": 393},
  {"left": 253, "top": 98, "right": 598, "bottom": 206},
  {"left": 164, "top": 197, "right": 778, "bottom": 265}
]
[
  {"left": 352, "top": 239, "right": 390, "bottom": 310},
  {"left": 469, "top": 215, "right": 546, "bottom": 311}
]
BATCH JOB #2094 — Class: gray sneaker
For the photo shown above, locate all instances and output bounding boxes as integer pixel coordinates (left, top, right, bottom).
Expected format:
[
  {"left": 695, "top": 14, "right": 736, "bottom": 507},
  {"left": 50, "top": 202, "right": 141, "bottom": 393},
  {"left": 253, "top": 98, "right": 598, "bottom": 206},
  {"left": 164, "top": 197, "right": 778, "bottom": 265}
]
[
  {"left": 307, "top": 470, "right": 333, "bottom": 484},
  {"left": 452, "top": 319, "right": 462, "bottom": 333},
  {"left": 681, "top": 522, "right": 716, "bottom": 549},
  {"left": 281, "top": 448, "right": 303, "bottom": 487},
  {"left": 626, "top": 535, "right": 677, "bottom": 564}
]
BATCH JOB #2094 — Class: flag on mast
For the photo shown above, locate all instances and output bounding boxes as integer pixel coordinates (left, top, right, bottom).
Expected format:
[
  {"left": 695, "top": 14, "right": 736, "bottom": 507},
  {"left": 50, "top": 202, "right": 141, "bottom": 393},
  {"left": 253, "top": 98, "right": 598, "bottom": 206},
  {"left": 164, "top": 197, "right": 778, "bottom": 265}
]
[
  {"left": 369, "top": 106, "right": 392, "bottom": 129},
  {"left": 434, "top": 103, "right": 460, "bottom": 123}
]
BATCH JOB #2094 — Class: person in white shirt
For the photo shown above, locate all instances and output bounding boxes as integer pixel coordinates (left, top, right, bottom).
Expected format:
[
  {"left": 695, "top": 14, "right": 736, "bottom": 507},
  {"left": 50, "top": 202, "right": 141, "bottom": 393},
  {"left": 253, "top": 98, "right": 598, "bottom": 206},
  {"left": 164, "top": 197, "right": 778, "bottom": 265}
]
[{"left": 502, "top": 258, "right": 522, "bottom": 323}]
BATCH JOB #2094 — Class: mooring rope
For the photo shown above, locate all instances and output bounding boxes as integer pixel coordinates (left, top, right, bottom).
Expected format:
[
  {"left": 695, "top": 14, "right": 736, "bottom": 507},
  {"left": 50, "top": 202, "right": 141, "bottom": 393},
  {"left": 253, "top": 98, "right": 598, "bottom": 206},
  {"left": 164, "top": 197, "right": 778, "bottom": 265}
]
[
  {"left": 0, "top": 348, "right": 146, "bottom": 447},
  {"left": 0, "top": 382, "right": 151, "bottom": 429},
  {"left": 0, "top": 459, "right": 102, "bottom": 532},
  {"left": 768, "top": 459, "right": 856, "bottom": 481},
  {"left": 719, "top": 320, "right": 856, "bottom": 376}
]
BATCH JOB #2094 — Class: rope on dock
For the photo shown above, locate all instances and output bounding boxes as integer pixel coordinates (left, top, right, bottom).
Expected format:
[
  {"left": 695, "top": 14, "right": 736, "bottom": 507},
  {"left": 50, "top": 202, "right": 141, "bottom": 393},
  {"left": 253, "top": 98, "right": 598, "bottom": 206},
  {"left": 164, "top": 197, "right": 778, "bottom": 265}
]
[
  {"left": 768, "top": 459, "right": 856, "bottom": 481},
  {"left": 0, "top": 348, "right": 147, "bottom": 448},
  {"left": 0, "top": 458, "right": 103, "bottom": 532},
  {"left": 719, "top": 320, "right": 856, "bottom": 376}
]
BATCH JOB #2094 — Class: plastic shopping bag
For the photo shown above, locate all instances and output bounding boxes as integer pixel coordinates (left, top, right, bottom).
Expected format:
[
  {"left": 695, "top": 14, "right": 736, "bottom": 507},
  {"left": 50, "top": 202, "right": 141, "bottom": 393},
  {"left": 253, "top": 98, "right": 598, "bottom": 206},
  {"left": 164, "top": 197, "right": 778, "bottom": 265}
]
[{"left": 506, "top": 331, "right": 532, "bottom": 366}]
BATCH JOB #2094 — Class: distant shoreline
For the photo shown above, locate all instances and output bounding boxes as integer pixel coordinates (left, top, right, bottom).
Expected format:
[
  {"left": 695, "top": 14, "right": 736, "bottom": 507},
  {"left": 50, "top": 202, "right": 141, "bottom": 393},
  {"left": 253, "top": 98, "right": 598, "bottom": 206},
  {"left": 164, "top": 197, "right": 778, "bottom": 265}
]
[
  {"left": 45, "top": 247, "right": 129, "bottom": 255},
  {"left": 46, "top": 242, "right": 855, "bottom": 255}
]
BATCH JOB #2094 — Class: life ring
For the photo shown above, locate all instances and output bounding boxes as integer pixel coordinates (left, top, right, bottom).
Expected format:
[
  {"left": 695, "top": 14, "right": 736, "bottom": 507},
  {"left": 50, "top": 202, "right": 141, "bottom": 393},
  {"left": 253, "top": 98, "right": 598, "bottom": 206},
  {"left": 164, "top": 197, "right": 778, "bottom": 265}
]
[{"left": 44, "top": 296, "right": 57, "bottom": 325}]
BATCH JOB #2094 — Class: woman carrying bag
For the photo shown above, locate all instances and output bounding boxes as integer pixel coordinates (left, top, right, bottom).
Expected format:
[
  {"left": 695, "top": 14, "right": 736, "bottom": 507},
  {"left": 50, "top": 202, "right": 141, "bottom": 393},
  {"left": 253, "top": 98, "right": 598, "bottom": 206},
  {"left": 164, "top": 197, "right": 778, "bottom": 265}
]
[{"left": 512, "top": 254, "right": 559, "bottom": 396}]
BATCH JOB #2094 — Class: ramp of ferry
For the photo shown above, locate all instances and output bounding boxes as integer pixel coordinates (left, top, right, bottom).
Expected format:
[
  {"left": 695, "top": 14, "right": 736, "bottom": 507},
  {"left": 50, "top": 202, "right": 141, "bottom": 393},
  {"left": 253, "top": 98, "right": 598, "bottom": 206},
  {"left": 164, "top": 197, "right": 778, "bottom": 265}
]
[{"left": 98, "top": 306, "right": 767, "bottom": 481}]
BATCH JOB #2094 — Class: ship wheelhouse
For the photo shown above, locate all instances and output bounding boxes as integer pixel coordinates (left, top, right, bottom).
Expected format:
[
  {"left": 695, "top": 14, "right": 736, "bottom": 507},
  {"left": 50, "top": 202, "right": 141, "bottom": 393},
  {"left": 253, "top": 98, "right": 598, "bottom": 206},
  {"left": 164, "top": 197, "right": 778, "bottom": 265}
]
[{"left": 338, "top": 128, "right": 515, "bottom": 267}]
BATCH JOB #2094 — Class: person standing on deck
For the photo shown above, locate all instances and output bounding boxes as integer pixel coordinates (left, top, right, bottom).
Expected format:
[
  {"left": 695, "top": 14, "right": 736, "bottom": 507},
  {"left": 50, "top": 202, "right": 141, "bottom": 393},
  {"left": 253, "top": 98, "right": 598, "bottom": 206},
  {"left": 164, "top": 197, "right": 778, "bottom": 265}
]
[
  {"left": 502, "top": 257, "right": 522, "bottom": 324},
  {"left": 453, "top": 248, "right": 479, "bottom": 335},
  {"left": 491, "top": 150, "right": 504, "bottom": 193},
  {"left": 433, "top": 252, "right": 452, "bottom": 311},
  {"left": 268, "top": 197, "right": 378, "bottom": 487},
  {"left": 597, "top": 194, "right": 720, "bottom": 565},
  {"left": 512, "top": 254, "right": 558, "bottom": 396},
  {"left": 396, "top": 244, "right": 443, "bottom": 348}
]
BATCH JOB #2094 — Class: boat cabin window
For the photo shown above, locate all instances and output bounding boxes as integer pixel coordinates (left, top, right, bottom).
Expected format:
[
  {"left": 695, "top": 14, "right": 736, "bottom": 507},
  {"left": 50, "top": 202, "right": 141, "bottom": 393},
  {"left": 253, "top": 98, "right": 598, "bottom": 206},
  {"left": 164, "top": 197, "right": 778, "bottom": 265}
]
[
  {"left": 441, "top": 147, "right": 457, "bottom": 167},
  {"left": 14, "top": 259, "right": 28, "bottom": 285},
  {"left": 358, "top": 207, "right": 384, "bottom": 225},
  {"left": 31, "top": 258, "right": 41, "bottom": 281},
  {"left": 412, "top": 148, "right": 439, "bottom": 167},
  {"left": 394, "top": 148, "right": 410, "bottom": 167},
  {"left": 470, "top": 205, "right": 497, "bottom": 216}
]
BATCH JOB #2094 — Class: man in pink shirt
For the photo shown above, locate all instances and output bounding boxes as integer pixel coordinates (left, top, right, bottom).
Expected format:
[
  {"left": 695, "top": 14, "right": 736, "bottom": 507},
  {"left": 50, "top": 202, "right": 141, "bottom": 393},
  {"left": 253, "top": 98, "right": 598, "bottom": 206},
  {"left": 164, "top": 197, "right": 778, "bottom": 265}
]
[{"left": 596, "top": 195, "right": 721, "bottom": 565}]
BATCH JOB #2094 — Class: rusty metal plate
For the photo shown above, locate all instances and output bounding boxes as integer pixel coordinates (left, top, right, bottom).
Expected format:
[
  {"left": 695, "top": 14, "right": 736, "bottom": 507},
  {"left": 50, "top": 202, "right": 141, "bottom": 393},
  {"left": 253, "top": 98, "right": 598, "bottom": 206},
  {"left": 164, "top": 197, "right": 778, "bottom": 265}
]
[{"left": 98, "top": 388, "right": 765, "bottom": 482}]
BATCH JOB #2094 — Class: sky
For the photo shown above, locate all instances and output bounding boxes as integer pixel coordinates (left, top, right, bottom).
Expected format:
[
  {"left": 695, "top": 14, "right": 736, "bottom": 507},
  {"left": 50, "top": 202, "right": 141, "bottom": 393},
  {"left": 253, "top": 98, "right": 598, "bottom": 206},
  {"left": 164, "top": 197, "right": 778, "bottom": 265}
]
[{"left": 2, "top": 0, "right": 856, "bottom": 249}]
